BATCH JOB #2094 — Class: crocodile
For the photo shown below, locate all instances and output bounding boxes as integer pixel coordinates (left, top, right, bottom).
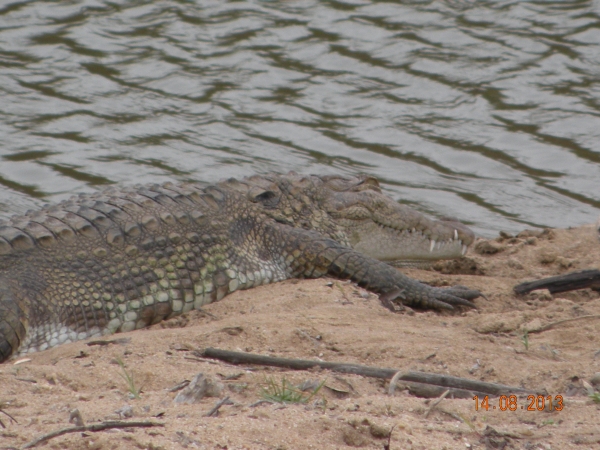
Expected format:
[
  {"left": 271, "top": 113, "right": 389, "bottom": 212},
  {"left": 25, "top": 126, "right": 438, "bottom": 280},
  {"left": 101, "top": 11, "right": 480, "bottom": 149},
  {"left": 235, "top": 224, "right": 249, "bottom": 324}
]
[{"left": 0, "top": 173, "right": 481, "bottom": 362}]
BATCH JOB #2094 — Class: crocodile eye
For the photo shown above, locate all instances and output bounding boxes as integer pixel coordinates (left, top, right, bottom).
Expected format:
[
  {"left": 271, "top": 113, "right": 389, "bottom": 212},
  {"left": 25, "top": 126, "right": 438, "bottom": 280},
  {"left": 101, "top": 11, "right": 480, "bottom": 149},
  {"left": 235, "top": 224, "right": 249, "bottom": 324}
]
[
  {"left": 249, "top": 189, "right": 279, "bottom": 207},
  {"left": 358, "top": 176, "right": 381, "bottom": 192},
  {"left": 361, "top": 176, "right": 380, "bottom": 187},
  {"left": 254, "top": 191, "right": 275, "bottom": 201}
]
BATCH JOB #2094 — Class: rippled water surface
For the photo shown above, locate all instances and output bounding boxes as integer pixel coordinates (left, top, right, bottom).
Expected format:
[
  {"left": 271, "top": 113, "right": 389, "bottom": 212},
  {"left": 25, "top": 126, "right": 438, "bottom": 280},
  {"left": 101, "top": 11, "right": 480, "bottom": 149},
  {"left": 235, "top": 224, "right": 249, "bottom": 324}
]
[{"left": 1, "top": 0, "right": 600, "bottom": 236}]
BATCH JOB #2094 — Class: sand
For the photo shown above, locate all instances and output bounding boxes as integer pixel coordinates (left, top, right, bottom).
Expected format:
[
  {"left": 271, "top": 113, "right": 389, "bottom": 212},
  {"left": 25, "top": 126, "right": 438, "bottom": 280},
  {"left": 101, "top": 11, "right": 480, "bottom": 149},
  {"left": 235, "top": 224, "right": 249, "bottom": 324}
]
[{"left": 1, "top": 224, "right": 600, "bottom": 449}]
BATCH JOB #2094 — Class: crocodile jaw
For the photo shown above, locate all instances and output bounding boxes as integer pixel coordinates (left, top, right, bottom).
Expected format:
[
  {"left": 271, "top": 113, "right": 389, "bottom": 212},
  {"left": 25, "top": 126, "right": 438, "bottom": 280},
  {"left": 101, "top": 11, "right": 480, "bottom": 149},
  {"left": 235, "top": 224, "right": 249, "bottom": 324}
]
[
  {"left": 350, "top": 221, "right": 468, "bottom": 262},
  {"left": 324, "top": 187, "right": 474, "bottom": 262}
]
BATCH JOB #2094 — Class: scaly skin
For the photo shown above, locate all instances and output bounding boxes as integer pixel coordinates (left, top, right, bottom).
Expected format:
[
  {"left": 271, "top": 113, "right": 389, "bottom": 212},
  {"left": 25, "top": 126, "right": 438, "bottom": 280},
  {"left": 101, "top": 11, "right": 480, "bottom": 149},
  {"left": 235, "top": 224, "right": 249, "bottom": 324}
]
[{"left": 0, "top": 173, "right": 480, "bottom": 362}]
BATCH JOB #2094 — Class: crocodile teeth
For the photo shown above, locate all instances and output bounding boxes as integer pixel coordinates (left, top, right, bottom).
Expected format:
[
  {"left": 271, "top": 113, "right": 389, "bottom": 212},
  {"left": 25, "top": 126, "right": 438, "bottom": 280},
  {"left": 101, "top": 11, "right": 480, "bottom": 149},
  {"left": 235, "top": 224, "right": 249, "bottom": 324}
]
[
  {"left": 454, "top": 229, "right": 458, "bottom": 240},
  {"left": 430, "top": 240, "right": 436, "bottom": 252},
  {"left": 462, "top": 244, "right": 468, "bottom": 255}
]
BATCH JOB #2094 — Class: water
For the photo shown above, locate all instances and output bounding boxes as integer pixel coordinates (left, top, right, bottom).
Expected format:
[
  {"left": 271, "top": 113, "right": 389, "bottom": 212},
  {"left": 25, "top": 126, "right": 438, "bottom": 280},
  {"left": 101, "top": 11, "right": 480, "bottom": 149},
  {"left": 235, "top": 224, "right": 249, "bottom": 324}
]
[{"left": 1, "top": 0, "right": 599, "bottom": 237}]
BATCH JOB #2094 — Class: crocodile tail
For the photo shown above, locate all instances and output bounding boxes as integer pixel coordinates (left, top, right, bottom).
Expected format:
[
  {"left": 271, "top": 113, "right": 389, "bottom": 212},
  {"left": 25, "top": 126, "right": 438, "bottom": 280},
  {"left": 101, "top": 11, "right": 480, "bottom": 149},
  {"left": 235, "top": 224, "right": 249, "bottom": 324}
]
[{"left": 0, "top": 285, "right": 26, "bottom": 363}]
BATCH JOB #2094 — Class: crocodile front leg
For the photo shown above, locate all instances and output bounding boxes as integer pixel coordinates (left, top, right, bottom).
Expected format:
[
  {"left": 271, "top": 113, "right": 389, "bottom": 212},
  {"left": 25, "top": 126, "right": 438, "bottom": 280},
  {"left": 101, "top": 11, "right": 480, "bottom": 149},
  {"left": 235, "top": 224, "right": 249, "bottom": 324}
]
[{"left": 268, "top": 224, "right": 481, "bottom": 310}]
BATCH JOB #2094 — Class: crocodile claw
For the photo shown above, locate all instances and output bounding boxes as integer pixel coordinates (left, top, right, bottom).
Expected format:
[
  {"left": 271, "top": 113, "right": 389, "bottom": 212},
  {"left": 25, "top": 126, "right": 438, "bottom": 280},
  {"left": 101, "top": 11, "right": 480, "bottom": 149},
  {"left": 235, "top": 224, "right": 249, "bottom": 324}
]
[{"left": 379, "top": 284, "right": 481, "bottom": 311}]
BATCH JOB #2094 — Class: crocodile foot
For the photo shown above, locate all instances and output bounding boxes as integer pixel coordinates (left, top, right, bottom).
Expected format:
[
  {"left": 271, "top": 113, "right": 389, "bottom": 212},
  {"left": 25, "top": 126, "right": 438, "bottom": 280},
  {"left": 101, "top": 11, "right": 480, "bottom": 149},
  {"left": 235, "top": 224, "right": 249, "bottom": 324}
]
[{"left": 379, "top": 284, "right": 481, "bottom": 311}]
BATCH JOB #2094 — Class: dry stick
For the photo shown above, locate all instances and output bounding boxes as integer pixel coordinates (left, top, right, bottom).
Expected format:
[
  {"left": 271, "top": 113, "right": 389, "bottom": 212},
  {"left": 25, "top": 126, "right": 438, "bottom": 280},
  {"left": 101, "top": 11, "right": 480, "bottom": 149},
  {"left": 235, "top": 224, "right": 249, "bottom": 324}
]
[
  {"left": 1, "top": 408, "right": 18, "bottom": 426},
  {"left": 205, "top": 396, "right": 231, "bottom": 417},
  {"left": 424, "top": 389, "right": 450, "bottom": 418},
  {"left": 386, "top": 370, "right": 480, "bottom": 400},
  {"left": 388, "top": 370, "right": 404, "bottom": 396},
  {"left": 513, "top": 269, "right": 600, "bottom": 295},
  {"left": 384, "top": 424, "right": 396, "bottom": 450},
  {"left": 21, "top": 421, "right": 164, "bottom": 449},
  {"left": 526, "top": 314, "right": 600, "bottom": 334},
  {"left": 1, "top": 407, "right": 17, "bottom": 431},
  {"left": 404, "top": 381, "right": 484, "bottom": 399},
  {"left": 201, "top": 347, "right": 534, "bottom": 396}
]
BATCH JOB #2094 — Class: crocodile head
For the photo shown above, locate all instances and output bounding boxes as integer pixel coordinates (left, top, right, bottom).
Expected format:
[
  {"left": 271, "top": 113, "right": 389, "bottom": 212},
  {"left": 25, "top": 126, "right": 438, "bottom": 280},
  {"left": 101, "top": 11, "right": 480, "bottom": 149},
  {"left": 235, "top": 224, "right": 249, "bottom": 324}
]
[
  {"left": 316, "top": 175, "right": 474, "bottom": 262},
  {"left": 238, "top": 173, "right": 474, "bottom": 263}
]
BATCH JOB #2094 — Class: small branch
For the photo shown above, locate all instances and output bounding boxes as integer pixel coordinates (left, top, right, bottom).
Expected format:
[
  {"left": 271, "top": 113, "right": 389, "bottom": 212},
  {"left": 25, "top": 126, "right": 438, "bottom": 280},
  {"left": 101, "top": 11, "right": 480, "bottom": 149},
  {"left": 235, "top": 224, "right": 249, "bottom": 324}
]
[
  {"left": 424, "top": 389, "right": 450, "bottom": 418},
  {"left": 384, "top": 424, "right": 396, "bottom": 450},
  {"left": 404, "top": 381, "right": 487, "bottom": 399},
  {"left": 527, "top": 315, "right": 600, "bottom": 334},
  {"left": 21, "top": 421, "right": 164, "bottom": 449},
  {"left": 201, "top": 347, "right": 534, "bottom": 396},
  {"left": 1, "top": 406, "right": 17, "bottom": 431},
  {"left": 86, "top": 337, "right": 131, "bottom": 347},
  {"left": 388, "top": 370, "right": 404, "bottom": 396},
  {"left": 205, "top": 396, "right": 231, "bottom": 417},
  {"left": 514, "top": 269, "right": 600, "bottom": 294},
  {"left": 1, "top": 408, "right": 18, "bottom": 426}
]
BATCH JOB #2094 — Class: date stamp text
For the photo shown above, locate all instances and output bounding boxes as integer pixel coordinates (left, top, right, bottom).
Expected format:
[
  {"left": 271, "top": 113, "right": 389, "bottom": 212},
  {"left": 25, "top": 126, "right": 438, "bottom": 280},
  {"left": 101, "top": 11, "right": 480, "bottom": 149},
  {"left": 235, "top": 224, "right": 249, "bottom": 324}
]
[{"left": 473, "top": 395, "right": 563, "bottom": 412}]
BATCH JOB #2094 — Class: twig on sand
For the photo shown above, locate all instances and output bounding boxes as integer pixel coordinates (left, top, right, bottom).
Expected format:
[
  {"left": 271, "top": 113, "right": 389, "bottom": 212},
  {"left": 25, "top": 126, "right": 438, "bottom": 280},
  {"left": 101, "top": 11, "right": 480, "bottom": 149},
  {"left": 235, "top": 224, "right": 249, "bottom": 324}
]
[
  {"left": 21, "top": 421, "right": 164, "bottom": 449},
  {"left": 205, "top": 396, "right": 232, "bottom": 417},
  {"left": 0, "top": 407, "right": 18, "bottom": 429},
  {"left": 526, "top": 314, "right": 600, "bottom": 334},
  {"left": 514, "top": 269, "right": 600, "bottom": 294},
  {"left": 424, "top": 389, "right": 450, "bottom": 418},
  {"left": 384, "top": 424, "right": 396, "bottom": 450},
  {"left": 200, "top": 347, "right": 534, "bottom": 397},
  {"left": 388, "top": 370, "right": 404, "bottom": 395}
]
